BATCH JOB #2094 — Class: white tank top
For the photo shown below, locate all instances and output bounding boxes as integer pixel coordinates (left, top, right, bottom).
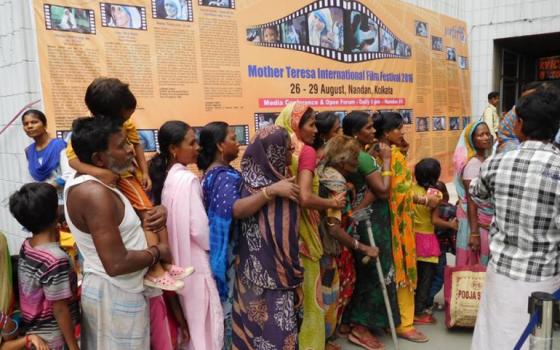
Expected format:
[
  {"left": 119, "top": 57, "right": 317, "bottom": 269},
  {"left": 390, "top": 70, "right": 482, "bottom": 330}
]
[{"left": 64, "top": 174, "right": 147, "bottom": 293}]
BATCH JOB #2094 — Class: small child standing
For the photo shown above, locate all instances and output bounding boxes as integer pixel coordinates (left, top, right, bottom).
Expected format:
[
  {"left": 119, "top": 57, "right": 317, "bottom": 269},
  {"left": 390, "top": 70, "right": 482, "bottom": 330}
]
[
  {"left": 9, "top": 183, "right": 79, "bottom": 350},
  {"left": 412, "top": 159, "right": 457, "bottom": 325},
  {"left": 427, "top": 181, "right": 458, "bottom": 311}
]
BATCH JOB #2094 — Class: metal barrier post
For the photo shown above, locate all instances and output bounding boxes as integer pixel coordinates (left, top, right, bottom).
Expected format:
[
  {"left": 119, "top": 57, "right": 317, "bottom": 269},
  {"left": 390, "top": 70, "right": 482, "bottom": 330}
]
[{"left": 528, "top": 292, "right": 556, "bottom": 350}]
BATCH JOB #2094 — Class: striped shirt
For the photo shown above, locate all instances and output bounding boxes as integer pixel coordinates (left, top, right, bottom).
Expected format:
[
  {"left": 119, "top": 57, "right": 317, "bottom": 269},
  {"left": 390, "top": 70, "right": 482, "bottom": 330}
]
[{"left": 18, "top": 239, "right": 78, "bottom": 349}]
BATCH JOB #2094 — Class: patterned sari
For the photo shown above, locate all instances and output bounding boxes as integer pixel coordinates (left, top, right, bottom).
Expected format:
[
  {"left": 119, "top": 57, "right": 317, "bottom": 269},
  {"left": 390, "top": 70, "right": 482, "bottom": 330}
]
[
  {"left": 0, "top": 232, "right": 14, "bottom": 314},
  {"left": 387, "top": 147, "right": 417, "bottom": 289},
  {"left": 232, "top": 126, "right": 302, "bottom": 350},
  {"left": 453, "top": 121, "right": 494, "bottom": 266},
  {"left": 202, "top": 165, "right": 242, "bottom": 350},
  {"left": 276, "top": 103, "right": 326, "bottom": 349}
]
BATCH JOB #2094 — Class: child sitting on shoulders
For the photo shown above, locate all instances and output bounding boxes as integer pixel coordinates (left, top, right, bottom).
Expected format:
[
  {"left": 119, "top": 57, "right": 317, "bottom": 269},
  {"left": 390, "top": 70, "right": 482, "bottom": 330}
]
[{"left": 9, "top": 183, "right": 79, "bottom": 350}]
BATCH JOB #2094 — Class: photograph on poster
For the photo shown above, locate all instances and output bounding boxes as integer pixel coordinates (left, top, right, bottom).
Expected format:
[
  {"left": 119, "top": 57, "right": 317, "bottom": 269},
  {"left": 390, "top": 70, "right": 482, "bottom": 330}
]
[
  {"left": 380, "top": 28, "right": 395, "bottom": 54},
  {"left": 200, "top": 0, "right": 234, "bottom": 9},
  {"left": 416, "top": 117, "right": 429, "bottom": 132},
  {"left": 432, "top": 116, "right": 446, "bottom": 131},
  {"left": 459, "top": 56, "right": 468, "bottom": 69},
  {"left": 449, "top": 117, "right": 460, "bottom": 130},
  {"left": 263, "top": 25, "right": 281, "bottom": 44},
  {"left": 307, "top": 8, "right": 344, "bottom": 51},
  {"left": 431, "top": 36, "right": 443, "bottom": 51},
  {"left": 462, "top": 116, "right": 471, "bottom": 129},
  {"left": 447, "top": 47, "right": 456, "bottom": 61},
  {"left": 255, "top": 113, "right": 280, "bottom": 130},
  {"left": 153, "top": 0, "right": 193, "bottom": 21},
  {"left": 281, "top": 16, "right": 308, "bottom": 45},
  {"left": 138, "top": 130, "right": 158, "bottom": 152},
  {"left": 415, "top": 20, "right": 428, "bottom": 37},
  {"left": 399, "top": 109, "right": 413, "bottom": 124},
  {"left": 231, "top": 125, "right": 250, "bottom": 145},
  {"left": 44, "top": 5, "right": 95, "bottom": 34},
  {"left": 101, "top": 3, "right": 146, "bottom": 30},
  {"left": 246, "top": 28, "right": 261, "bottom": 42},
  {"left": 349, "top": 11, "right": 379, "bottom": 53},
  {"left": 332, "top": 111, "right": 346, "bottom": 124}
]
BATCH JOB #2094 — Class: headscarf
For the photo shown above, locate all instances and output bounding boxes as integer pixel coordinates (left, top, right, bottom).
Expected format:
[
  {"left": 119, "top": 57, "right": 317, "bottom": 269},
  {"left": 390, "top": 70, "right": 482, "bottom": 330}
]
[
  {"left": 274, "top": 101, "right": 312, "bottom": 157},
  {"left": 497, "top": 107, "right": 520, "bottom": 154},
  {"left": 453, "top": 120, "right": 488, "bottom": 201},
  {"left": 25, "top": 138, "right": 67, "bottom": 182},
  {"left": 239, "top": 126, "right": 302, "bottom": 288}
]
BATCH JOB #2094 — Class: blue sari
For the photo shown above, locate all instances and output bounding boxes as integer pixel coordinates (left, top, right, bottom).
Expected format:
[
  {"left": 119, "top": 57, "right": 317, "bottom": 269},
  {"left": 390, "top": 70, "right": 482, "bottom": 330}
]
[
  {"left": 25, "top": 138, "right": 66, "bottom": 182},
  {"left": 201, "top": 165, "right": 241, "bottom": 350}
]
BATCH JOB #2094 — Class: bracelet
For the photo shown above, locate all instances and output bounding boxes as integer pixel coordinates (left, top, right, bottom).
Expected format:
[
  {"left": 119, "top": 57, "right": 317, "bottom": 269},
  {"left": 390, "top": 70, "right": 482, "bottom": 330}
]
[
  {"left": 423, "top": 196, "right": 429, "bottom": 206},
  {"left": 381, "top": 171, "right": 393, "bottom": 177},
  {"left": 353, "top": 239, "right": 360, "bottom": 250},
  {"left": 262, "top": 187, "right": 272, "bottom": 200},
  {"left": 1, "top": 319, "right": 18, "bottom": 337},
  {"left": 145, "top": 248, "right": 157, "bottom": 267},
  {"left": 470, "top": 232, "right": 480, "bottom": 237}
]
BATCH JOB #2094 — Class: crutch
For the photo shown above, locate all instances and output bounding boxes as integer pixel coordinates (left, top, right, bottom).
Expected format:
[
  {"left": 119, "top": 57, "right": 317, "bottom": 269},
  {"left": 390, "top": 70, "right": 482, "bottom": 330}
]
[{"left": 352, "top": 207, "right": 399, "bottom": 350}]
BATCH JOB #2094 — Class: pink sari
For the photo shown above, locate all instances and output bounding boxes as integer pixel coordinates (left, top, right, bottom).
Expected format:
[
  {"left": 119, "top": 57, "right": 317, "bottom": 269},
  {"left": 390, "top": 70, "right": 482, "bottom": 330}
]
[{"left": 162, "top": 163, "right": 224, "bottom": 350}]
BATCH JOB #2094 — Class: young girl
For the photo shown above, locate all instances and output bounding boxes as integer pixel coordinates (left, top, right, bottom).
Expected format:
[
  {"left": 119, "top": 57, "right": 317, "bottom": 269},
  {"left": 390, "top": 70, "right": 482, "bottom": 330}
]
[{"left": 412, "top": 159, "right": 458, "bottom": 324}]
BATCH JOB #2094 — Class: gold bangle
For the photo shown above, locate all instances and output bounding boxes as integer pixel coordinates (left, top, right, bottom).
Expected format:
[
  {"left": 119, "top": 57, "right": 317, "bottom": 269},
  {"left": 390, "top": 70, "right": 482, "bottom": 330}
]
[
  {"left": 262, "top": 187, "right": 272, "bottom": 200},
  {"left": 470, "top": 232, "right": 480, "bottom": 237},
  {"left": 381, "top": 171, "right": 393, "bottom": 177}
]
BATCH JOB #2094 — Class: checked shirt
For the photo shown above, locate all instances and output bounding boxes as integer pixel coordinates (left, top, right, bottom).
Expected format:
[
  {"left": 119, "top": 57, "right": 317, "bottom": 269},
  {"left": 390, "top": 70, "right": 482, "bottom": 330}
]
[{"left": 470, "top": 141, "right": 560, "bottom": 282}]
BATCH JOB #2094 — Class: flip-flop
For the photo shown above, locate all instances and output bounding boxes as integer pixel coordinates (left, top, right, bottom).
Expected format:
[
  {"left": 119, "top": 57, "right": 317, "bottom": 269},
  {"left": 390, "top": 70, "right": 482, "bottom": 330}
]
[
  {"left": 348, "top": 331, "right": 385, "bottom": 350},
  {"left": 397, "top": 329, "right": 428, "bottom": 343}
]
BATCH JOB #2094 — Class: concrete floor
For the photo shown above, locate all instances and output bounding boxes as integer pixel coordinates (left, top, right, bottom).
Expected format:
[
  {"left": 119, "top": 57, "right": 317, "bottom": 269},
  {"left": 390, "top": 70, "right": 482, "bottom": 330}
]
[
  {"left": 337, "top": 253, "right": 473, "bottom": 350},
  {"left": 335, "top": 309, "right": 473, "bottom": 350}
]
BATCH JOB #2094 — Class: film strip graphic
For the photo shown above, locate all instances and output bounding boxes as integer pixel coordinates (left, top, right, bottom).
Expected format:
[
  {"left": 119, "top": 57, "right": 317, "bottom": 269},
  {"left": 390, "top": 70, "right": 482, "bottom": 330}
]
[
  {"left": 137, "top": 129, "right": 160, "bottom": 152},
  {"left": 56, "top": 130, "right": 72, "bottom": 141},
  {"left": 246, "top": 0, "right": 411, "bottom": 63},
  {"left": 153, "top": 0, "right": 193, "bottom": 21},
  {"left": 194, "top": 125, "right": 249, "bottom": 145},
  {"left": 44, "top": 4, "right": 97, "bottom": 34},
  {"left": 198, "top": 0, "right": 235, "bottom": 10},
  {"left": 100, "top": 3, "right": 148, "bottom": 30}
]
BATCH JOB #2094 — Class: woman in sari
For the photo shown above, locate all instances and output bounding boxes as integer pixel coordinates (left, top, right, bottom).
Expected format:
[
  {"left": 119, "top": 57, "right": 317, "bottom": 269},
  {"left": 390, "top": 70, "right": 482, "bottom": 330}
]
[
  {"left": 453, "top": 120, "right": 493, "bottom": 266},
  {"left": 275, "top": 104, "right": 346, "bottom": 350},
  {"left": 197, "top": 122, "right": 299, "bottom": 349},
  {"left": 373, "top": 112, "right": 440, "bottom": 343},
  {"left": 150, "top": 121, "right": 224, "bottom": 350},
  {"left": 22, "top": 110, "right": 67, "bottom": 201},
  {"left": 341, "top": 111, "right": 399, "bottom": 349},
  {"left": 232, "top": 125, "right": 302, "bottom": 350}
]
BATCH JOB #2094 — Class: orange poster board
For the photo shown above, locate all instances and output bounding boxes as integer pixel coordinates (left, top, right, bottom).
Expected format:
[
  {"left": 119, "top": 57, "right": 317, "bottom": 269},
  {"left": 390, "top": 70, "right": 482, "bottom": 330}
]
[{"left": 33, "top": 0, "right": 470, "bottom": 179}]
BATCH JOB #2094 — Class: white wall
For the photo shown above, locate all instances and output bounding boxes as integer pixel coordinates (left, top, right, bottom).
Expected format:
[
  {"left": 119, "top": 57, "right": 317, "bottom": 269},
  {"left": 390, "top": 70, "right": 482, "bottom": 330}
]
[
  {"left": 0, "top": 0, "right": 41, "bottom": 253},
  {"left": 403, "top": 0, "right": 560, "bottom": 117}
]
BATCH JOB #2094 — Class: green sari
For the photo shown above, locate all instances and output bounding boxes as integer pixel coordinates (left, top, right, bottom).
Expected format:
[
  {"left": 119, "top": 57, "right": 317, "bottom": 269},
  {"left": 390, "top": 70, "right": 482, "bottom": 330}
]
[{"left": 345, "top": 152, "right": 401, "bottom": 329}]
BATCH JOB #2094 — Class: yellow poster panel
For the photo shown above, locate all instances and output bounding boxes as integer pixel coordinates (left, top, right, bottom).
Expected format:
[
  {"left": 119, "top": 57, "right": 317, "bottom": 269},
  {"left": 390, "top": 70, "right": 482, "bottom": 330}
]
[{"left": 33, "top": 0, "right": 470, "bottom": 180}]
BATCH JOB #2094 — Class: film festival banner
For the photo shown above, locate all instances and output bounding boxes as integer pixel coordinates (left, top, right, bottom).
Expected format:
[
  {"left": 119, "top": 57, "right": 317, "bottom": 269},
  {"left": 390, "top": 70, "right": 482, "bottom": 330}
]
[{"left": 33, "top": 0, "right": 470, "bottom": 179}]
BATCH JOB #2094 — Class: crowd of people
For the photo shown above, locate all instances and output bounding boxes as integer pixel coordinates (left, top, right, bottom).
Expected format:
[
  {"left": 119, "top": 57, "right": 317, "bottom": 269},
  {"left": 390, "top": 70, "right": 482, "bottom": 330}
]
[{"left": 0, "top": 77, "right": 559, "bottom": 350}]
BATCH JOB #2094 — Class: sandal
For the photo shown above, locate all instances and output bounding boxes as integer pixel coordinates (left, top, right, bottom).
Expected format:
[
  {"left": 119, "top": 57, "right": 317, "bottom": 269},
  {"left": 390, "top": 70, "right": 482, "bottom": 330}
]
[
  {"left": 326, "top": 341, "right": 342, "bottom": 350},
  {"left": 336, "top": 324, "right": 351, "bottom": 339},
  {"left": 414, "top": 313, "right": 436, "bottom": 325},
  {"left": 144, "top": 272, "right": 185, "bottom": 291},
  {"left": 397, "top": 329, "right": 428, "bottom": 343},
  {"left": 166, "top": 265, "right": 194, "bottom": 280},
  {"left": 348, "top": 328, "right": 384, "bottom": 350}
]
